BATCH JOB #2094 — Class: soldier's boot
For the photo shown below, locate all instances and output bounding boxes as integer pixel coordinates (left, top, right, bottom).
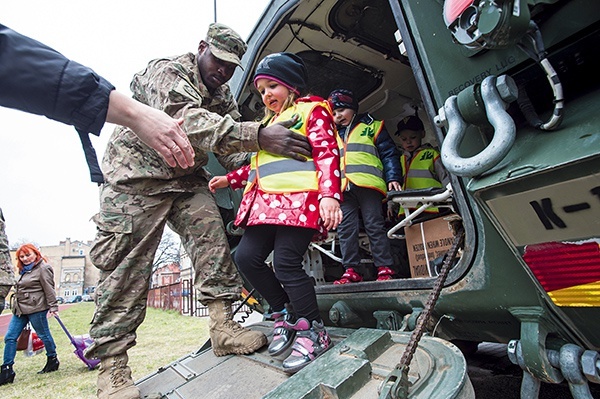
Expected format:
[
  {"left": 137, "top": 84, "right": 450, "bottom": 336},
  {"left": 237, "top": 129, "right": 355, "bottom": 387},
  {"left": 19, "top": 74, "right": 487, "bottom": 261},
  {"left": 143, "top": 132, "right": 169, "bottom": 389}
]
[
  {"left": 97, "top": 353, "right": 140, "bottom": 399},
  {"left": 207, "top": 299, "right": 267, "bottom": 356}
]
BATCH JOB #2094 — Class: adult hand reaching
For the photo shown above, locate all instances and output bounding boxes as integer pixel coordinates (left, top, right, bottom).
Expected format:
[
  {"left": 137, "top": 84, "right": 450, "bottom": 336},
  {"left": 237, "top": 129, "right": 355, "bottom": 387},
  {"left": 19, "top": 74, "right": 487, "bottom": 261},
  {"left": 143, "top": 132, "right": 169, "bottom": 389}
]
[
  {"left": 257, "top": 115, "right": 312, "bottom": 161},
  {"left": 106, "top": 91, "right": 196, "bottom": 169}
]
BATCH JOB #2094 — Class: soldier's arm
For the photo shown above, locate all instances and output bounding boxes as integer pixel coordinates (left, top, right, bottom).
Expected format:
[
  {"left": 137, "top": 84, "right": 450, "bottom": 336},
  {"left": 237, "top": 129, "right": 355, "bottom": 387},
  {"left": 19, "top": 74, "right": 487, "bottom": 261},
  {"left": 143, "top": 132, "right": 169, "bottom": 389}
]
[{"left": 138, "top": 60, "right": 310, "bottom": 159}]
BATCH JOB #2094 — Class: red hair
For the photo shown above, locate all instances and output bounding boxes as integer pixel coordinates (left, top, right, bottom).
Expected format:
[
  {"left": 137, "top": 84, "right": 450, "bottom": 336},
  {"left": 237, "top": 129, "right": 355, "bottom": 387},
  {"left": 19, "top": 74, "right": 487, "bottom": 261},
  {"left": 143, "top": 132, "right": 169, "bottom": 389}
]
[{"left": 15, "top": 243, "right": 46, "bottom": 272}]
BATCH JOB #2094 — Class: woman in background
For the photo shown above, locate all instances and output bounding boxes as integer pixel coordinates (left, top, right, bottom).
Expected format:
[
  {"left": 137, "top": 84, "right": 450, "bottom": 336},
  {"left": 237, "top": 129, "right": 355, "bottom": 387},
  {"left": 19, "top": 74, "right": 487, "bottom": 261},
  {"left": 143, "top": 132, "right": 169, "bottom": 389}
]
[{"left": 0, "top": 244, "right": 60, "bottom": 386}]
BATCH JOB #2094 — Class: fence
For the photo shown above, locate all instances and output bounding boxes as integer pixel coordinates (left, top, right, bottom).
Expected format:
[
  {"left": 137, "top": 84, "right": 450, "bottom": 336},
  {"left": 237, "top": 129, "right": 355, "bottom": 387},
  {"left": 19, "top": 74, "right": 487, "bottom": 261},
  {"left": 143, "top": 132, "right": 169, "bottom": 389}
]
[{"left": 147, "top": 279, "right": 251, "bottom": 318}]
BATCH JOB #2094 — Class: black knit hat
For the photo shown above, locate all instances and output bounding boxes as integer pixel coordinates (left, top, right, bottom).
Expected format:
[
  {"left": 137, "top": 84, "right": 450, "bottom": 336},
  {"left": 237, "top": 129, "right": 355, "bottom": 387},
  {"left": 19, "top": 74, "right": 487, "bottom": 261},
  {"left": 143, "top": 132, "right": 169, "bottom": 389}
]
[
  {"left": 253, "top": 52, "right": 308, "bottom": 95},
  {"left": 328, "top": 89, "right": 358, "bottom": 111},
  {"left": 396, "top": 115, "right": 424, "bottom": 132}
]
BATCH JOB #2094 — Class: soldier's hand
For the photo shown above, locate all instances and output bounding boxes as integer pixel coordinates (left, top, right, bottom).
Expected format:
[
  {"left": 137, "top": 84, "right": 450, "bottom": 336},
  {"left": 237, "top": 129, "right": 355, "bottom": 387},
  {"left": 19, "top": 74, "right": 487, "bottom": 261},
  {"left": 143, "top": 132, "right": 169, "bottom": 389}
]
[{"left": 257, "top": 115, "right": 312, "bottom": 161}]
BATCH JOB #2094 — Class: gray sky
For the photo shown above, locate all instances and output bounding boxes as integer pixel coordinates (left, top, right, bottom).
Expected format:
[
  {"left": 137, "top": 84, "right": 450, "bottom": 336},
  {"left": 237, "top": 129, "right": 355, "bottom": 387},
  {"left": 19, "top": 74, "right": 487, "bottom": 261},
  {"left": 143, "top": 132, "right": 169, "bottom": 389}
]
[{"left": 1, "top": 0, "right": 270, "bottom": 246}]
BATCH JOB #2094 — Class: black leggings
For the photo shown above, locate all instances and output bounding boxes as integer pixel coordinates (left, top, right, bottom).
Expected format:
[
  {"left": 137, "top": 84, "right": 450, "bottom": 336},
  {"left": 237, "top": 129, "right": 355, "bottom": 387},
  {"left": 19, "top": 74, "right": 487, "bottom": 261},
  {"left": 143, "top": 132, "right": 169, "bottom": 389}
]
[{"left": 234, "top": 224, "right": 320, "bottom": 322}]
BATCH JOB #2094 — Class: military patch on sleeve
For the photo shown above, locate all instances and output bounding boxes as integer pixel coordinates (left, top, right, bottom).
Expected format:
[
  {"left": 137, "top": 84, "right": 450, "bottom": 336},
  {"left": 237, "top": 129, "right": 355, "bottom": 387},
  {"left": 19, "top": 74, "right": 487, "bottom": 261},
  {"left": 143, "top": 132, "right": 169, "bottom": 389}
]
[{"left": 173, "top": 79, "right": 202, "bottom": 103}]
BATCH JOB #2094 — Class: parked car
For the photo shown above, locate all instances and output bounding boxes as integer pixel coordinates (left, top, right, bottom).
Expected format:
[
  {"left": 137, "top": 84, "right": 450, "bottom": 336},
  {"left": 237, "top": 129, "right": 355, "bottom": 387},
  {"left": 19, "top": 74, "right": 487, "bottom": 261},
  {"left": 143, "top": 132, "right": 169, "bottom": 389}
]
[
  {"left": 81, "top": 294, "right": 93, "bottom": 302},
  {"left": 67, "top": 295, "right": 82, "bottom": 303},
  {"left": 56, "top": 296, "right": 65, "bottom": 304}
]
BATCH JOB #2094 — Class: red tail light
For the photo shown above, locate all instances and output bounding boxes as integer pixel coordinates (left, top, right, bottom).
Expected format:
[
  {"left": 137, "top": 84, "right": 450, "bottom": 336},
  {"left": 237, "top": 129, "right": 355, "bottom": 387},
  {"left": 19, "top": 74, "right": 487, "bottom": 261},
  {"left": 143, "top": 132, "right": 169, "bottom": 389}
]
[
  {"left": 443, "top": 0, "right": 475, "bottom": 25},
  {"left": 523, "top": 241, "right": 600, "bottom": 307}
]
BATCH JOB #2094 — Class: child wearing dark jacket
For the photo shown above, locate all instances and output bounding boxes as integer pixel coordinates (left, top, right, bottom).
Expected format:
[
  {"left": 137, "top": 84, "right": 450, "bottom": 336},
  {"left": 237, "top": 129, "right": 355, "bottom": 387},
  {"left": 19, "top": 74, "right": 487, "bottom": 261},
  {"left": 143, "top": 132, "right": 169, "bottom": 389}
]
[{"left": 328, "top": 89, "right": 402, "bottom": 284}]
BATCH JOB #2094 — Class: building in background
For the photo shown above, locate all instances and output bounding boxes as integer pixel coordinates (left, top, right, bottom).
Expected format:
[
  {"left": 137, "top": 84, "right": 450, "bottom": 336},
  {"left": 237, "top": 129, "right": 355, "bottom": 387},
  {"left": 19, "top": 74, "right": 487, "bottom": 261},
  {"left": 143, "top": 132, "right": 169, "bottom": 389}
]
[
  {"left": 10, "top": 238, "right": 99, "bottom": 301},
  {"left": 151, "top": 263, "right": 181, "bottom": 288}
]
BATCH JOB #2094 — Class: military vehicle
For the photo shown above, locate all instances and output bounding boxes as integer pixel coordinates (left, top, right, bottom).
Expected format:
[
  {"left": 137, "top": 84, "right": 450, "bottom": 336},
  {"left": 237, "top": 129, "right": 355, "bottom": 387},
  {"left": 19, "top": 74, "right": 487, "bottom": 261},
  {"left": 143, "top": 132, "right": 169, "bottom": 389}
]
[{"left": 138, "top": 0, "right": 600, "bottom": 398}]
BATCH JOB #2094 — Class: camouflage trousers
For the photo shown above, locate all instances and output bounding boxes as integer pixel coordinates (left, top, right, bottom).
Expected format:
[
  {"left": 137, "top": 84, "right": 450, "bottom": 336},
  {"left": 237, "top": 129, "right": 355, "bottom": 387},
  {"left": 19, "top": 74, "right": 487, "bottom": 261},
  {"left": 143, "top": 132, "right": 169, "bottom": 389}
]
[
  {"left": 84, "top": 184, "right": 242, "bottom": 359},
  {"left": 0, "top": 284, "right": 11, "bottom": 315},
  {"left": 0, "top": 208, "right": 16, "bottom": 315}
]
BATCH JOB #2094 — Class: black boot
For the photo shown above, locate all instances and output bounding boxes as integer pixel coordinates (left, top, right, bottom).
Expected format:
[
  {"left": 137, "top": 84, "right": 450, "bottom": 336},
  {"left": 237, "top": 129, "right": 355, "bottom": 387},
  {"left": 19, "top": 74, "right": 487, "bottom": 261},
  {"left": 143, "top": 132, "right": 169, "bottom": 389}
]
[
  {"left": 37, "top": 356, "right": 59, "bottom": 374},
  {"left": 0, "top": 364, "right": 15, "bottom": 385}
]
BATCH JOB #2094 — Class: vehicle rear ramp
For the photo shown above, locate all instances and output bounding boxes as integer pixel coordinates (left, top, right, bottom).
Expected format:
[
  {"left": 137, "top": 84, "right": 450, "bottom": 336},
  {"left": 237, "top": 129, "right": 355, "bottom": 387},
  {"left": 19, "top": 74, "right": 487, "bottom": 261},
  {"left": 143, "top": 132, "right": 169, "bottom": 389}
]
[{"left": 137, "top": 322, "right": 473, "bottom": 399}]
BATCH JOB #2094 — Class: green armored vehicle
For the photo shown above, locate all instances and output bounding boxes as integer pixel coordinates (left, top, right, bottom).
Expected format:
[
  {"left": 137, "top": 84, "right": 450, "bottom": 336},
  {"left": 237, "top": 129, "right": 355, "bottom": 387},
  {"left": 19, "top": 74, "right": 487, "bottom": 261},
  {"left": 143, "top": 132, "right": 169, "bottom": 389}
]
[{"left": 138, "top": 1, "right": 600, "bottom": 398}]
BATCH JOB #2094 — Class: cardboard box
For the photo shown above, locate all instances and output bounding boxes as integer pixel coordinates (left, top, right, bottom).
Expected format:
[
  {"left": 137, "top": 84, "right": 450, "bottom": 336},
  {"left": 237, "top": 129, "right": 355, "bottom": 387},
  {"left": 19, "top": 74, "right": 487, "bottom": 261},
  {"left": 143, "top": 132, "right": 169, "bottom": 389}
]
[{"left": 405, "top": 215, "right": 456, "bottom": 278}]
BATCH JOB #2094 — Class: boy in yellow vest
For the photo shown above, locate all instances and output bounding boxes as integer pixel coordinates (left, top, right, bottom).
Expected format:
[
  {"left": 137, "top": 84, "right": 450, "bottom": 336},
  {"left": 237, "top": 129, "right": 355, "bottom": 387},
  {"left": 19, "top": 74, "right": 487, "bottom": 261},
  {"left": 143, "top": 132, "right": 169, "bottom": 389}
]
[
  {"left": 391, "top": 114, "right": 450, "bottom": 222},
  {"left": 389, "top": 115, "right": 451, "bottom": 278},
  {"left": 328, "top": 89, "right": 402, "bottom": 284},
  {"left": 395, "top": 114, "right": 449, "bottom": 196}
]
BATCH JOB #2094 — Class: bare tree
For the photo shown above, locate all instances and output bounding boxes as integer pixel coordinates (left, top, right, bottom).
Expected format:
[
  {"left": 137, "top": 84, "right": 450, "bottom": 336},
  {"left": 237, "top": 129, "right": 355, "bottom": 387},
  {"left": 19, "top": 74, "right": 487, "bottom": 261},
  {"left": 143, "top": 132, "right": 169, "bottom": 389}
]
[
  {"left": 9, "top": 238, "right": 41, "bottom": 251},
  {"left": 152, "top": 230, "right": 181, "bottom": 273}
]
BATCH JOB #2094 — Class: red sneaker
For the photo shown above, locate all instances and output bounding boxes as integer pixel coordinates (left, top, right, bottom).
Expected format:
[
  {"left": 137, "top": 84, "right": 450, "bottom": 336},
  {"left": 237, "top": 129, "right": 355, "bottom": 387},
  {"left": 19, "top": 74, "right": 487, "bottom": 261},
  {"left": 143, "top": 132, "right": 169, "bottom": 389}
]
[
  {"left": 376, "top": 266, "right": 395, "bottom": 281},
  {"left": 333, "top": 267, "right": 363, "bottom": 284}
]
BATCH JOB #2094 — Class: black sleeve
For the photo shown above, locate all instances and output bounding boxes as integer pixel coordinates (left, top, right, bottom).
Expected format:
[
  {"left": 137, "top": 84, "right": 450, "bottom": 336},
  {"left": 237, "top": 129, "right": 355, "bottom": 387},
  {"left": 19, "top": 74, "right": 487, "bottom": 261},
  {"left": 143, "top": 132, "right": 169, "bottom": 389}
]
[
  {"left": 0, "top": 23, "right": 115, "bottom": 136},
  {"left": 376, "top": 124, "right": 402, "bottom": 184}
]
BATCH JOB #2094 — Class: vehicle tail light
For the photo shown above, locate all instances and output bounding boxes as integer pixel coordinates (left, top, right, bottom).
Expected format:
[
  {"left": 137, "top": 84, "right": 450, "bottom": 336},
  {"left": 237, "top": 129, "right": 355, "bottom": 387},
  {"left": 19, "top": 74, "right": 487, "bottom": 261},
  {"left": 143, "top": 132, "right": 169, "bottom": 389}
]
[
  {"left": 443, "top": 0, "right": 474, "bottom": 26},
  {"left": 523, "top": 241, "right": 600, "bottom": 307}
]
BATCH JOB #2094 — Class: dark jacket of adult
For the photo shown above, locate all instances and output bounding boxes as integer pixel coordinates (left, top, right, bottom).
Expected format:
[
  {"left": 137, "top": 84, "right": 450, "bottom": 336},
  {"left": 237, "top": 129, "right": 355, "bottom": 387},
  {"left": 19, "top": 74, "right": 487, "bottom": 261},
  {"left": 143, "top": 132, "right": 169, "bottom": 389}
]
[
  {"left": 0, "top": 24, "right": 115, "bottom": 183},
  {"left": 12, "top": 259, "right": 58, "bottom": 317}
]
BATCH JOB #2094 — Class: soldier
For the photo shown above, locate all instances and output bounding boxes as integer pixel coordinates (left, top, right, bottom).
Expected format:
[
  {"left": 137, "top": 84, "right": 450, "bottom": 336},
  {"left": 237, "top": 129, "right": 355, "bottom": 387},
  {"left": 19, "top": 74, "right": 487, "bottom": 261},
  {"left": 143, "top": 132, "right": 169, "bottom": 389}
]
[
  {"left": 0, "top": 208, "right": 16, "bottom": 315},
  {"left": 84, "top": 23, "right": 312, "bottom": 399}
]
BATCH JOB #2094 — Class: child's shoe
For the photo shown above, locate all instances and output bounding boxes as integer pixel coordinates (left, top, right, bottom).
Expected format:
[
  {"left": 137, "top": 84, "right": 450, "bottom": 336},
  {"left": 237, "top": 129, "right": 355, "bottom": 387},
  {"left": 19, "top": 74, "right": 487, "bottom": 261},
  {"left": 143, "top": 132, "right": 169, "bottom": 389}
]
[
  {"left": 333, "top": 267, "right": 363, "bottom": 284},
  {"left": 376, "top": 266, "right": 395, "bottom": 281},
  {"left": 282, "top": 318, "right": 332, "bottom": 374},
  {"left": 268, "top": 304, "right": 296, "bottom": 356}
]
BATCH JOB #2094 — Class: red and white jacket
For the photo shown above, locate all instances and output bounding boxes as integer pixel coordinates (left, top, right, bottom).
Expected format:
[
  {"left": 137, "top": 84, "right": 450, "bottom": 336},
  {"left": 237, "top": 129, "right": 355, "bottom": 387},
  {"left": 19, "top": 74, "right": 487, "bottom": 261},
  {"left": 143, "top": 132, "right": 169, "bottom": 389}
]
[{"left": 226, "top": 96, "right": 342, "bottom": 236}]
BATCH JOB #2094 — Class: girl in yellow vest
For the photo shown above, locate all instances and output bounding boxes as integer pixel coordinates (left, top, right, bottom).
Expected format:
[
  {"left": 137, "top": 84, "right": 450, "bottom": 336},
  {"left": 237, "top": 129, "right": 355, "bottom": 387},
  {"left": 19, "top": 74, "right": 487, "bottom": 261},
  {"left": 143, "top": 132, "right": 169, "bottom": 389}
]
[
  {"left": 209, "top": 52, "right": 342, "bottom": 374},
  {"left": 327, "top": 89, "right": 402, "bottom": 284}
]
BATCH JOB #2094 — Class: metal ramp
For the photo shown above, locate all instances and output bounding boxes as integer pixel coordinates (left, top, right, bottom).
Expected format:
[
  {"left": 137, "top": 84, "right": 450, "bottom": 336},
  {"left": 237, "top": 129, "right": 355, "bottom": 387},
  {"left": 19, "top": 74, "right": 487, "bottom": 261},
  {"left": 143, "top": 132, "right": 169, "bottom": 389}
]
[{"left": 137, "top": 322, "right": 473, "bottom": 399}]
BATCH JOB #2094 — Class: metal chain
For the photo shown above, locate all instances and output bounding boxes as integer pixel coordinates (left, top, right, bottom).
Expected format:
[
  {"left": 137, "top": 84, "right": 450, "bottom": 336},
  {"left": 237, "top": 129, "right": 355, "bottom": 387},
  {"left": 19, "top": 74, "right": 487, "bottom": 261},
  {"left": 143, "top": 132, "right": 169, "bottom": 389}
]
[{"left": 389, "top": 226, "right": 466, "bottom": 399}]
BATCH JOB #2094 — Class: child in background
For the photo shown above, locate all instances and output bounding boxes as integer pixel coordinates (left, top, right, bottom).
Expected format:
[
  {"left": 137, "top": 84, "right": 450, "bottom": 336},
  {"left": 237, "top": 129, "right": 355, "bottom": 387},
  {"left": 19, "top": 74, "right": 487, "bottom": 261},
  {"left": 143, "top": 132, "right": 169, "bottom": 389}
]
[
  {"left": 327, "top": 89, "right": 402, "bottom": 284},
  {"left": 395, "top": 114, "right": 450, "bottom": 208},
  {"left": 209, "top": 52, "right": 342, "bottom": 374}
]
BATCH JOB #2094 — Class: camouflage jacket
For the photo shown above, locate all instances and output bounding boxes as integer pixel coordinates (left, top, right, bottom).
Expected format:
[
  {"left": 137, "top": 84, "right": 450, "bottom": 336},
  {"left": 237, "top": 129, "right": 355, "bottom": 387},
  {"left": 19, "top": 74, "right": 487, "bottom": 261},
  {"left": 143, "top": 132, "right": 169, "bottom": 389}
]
[
  {"left": 102, "top": 52, "right": 260, "bottom": 195},
  {"left": 0, "top": 208, "right": 16, "bottom": 286}
]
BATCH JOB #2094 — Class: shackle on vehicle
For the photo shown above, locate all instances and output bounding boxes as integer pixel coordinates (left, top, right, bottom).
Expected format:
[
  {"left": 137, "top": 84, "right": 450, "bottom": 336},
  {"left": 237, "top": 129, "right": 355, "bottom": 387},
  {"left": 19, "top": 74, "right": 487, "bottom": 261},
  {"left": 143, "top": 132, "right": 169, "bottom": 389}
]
[{"left": 435, "top": 74, "right": 518, "bottom": 177}]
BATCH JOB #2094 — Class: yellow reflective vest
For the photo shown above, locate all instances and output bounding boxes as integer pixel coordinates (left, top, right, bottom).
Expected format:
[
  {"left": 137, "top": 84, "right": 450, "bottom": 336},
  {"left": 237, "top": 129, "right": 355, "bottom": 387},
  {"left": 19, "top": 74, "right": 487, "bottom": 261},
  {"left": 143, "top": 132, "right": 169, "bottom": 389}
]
[
  {"left": 341, "top": 119, "right": 387, "bottom": 194},
  {"left": 399, "top": 147, "right": 443, "bottom": 214},
  {"left": 245, "top": 101, "right": 331, "bottom": 194}
]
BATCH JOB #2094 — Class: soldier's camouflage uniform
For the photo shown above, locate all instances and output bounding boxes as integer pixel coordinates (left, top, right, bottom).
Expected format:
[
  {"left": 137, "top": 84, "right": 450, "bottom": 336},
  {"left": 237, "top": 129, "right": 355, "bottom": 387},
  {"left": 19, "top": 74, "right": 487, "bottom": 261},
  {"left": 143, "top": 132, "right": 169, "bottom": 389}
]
[
  {"left": 0, "top": 208, "right": 16, "bottom": 314},
  {"left": 85, "top": 50, "right": 262, "bottom": 359}
]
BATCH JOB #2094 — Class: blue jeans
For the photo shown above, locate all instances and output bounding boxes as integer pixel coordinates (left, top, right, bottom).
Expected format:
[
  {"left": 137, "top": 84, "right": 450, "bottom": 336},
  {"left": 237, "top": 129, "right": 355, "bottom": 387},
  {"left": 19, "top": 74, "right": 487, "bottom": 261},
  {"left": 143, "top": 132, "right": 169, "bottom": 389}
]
[{"left": 3, "top": 310, "right": 57, "bottom": 366}]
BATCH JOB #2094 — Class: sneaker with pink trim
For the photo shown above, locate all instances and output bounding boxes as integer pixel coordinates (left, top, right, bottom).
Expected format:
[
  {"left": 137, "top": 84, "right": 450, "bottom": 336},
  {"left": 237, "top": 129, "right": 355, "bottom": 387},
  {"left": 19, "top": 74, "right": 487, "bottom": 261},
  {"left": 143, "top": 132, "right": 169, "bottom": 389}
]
[
  {"left": 282, "top": 318, "right": 332, "bottom": 374},
  {"left": 268, "top": 304, "right": 296, "bottom": 356}
]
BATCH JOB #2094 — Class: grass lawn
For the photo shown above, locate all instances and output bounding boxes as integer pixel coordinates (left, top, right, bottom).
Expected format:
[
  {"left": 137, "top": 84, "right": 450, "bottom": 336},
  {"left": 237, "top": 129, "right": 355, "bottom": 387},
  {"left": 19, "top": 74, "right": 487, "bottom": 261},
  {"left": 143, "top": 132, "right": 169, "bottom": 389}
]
[{"left": 0, "top": 302, "right": 209, "bottom": 399}]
